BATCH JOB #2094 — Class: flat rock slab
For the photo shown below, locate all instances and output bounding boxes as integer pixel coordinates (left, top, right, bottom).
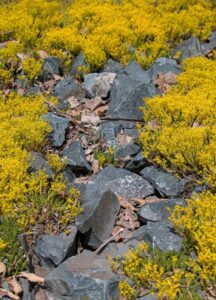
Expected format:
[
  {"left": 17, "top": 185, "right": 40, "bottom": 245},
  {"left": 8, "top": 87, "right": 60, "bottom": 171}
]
[
  {"left": 62, "top": 141, "right": 92, "bottom": 174},
  {"left": 84, "top": 72, "right": 116, "bottom": 98},
  {"left": 34, "top": 227, "right": 78, "bottom": 267},
  {"left": 43, "top": 112, "right": 69, "bottom": 147},
  {"left": 114, "top": 142, "right": 141, "bottom": 159},
  {"left": 140, "top": 166, "right": 190, "bottom": 198},
  {"left": 137, "top": 198, "right": 186, "bottom": 223},
  {"left": 45, "top": 252, "right": 120, "bottom": 300}
]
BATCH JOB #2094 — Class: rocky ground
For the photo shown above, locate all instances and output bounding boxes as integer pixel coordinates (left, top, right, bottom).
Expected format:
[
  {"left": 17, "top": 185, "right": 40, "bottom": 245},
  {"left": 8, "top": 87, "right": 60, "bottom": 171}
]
[{"left": 1, "top": 34, "right": 216, "bottom": 300}]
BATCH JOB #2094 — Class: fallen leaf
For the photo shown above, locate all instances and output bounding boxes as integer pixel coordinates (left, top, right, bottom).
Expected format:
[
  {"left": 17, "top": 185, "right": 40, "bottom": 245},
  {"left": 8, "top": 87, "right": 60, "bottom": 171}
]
[
  {"left": 91, "top": 158, "right": 99, "bottom": 174},
  {"left": 94, "top": 104, "right": 108, "bottom": 115},
  {"left": 43, "top": 79, "right": 57, "bottom": 92},
  {"left": 0, "top": 288, "right": 20, "bottom": 300},
  {"left": 81, "top": 113, "right": 100, "bottom": 126},
  {"left": 155, "top": 72, "right": 177, "bottom": 93},
  {"left": 38, "top": 50, "right": 48, "bottom": 59},
  {"left": 118, "top": 196, "right": 137, "bottom": 212},
  {"left": 85, "top": 97, "right": 105, "bottom": 112},
  {"left": 66, "top": 97, "right": 80, "bottom": 109},
  {"left": 8, "top": 277, "right": 22, "bottom": 295},
  {"left": 53, "top": 74, "right": 62, "bottom": 81},
  {"left": 112, "top": 226, "right": 124, "bottom": 242},
  {"left": 19, "top": 272, "right": 44, "bottom": 284},
  {"left": 117, "top": 133, "right": 133, "bottom": 146},
  {"left": 0, "top": 262, "right": 6, "bottom": 277}
]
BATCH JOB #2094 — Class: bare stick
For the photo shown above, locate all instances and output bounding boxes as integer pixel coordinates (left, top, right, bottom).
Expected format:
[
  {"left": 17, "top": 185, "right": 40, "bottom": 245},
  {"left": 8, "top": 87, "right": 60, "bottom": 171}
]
[
  {"left": 94, "top": 228, "right": 124, "bottom": 255},
  {"left": 100, "top": 117, "right": 144, "bottom": 123}
]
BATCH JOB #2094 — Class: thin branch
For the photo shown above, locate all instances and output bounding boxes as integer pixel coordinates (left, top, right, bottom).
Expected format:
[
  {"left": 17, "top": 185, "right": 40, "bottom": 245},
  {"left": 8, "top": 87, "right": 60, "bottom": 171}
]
[{"left": 94, "top": 228, "right": 124, "bottom": 255}]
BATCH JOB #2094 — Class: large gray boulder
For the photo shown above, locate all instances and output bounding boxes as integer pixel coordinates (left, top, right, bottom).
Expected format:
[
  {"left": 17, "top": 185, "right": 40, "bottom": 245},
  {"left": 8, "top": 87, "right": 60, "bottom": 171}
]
[
  {"left": 140, "top": 166, "right": 190, "bottom": 198},
  {"left": 137, "top": 198, "right": 186, "bottom": 223},
  {"left": 75, "top": 167, "right": 154, "bottom": 248},
  {"left": 62, "top": 141, "right": 92, "bottom": 174},
  {"left": 43, "top": 112, "right": 69, "bottom": 147},
  {"left": 108, "top": 66, "right": 157, "bottom": 119},
  {"left": 34, "top": 227, "right": 78, "bottom": 267},
  {"left": 125, "top": 152, "right": 149, "bottom": 173},
  {"left": 84, "top": 72, "right": 116, "bottom": 98},
  {"left": 45, "top": 252, "right": 120, "bottom": 300},
  {"left": 53, "top": 76, "right": 85, "bottom": 110}
]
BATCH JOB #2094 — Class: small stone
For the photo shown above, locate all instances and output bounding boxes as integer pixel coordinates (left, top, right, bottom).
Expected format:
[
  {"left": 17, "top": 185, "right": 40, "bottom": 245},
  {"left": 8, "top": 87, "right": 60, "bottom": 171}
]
[
  {"left": 84, "top": 72, "right": 116, "bottom": 98},
  {"left": 69, "top": 53, "right": 89, "bottom": 78},
  {"left": 140, "top": 166, "right": 190, "bottom": 197},
  {"left": 62, "top": 141, "right": 92, "bottom": 174},
  {"left": 53, "top": 76, "right": 85, "bottom": 110},
  {"left": 137, "top": 198, "right": 186, "bottom": 223},
  {"left": 171, "top": 37, "right": 203, "bottom": 62},
  {"left": 43, "top": 112, "right": 69, "bottom": 147},
  {"left": 115, "top": 142, "right": 141, "bottom": 159},
  {"left": 34, "top": 227, "right": 78, "bottom": 267},
  {"left": 45, "top": 252, "right": 120, "bottom": 300},
  {"left": 103, "top": 58, "right": 124, "bottom": 74},
  {"left": 149, "top": 57, "right": 181, "bottom": 81},
  {"left": 42, "top": 56, "right": 62, "bottom": 81},
  {"left": 125, "top": 152, "right": 149, "bottom": 173},
  {"left": 28, "top": 152, "right": 54, "bottom": 179}
]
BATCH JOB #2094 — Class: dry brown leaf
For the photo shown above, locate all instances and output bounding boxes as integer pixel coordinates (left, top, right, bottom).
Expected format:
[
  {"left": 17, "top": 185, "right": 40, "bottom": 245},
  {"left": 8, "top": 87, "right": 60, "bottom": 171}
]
[
  {"left": 17, "top": 53, "right": 29, "bottom": 61},
  {"left": 85, "top": 97, "right": 105, "bottom": 112},
  {"left": 38, "top": 50, "right": 48, "bottom": 59},
  {"left": 91, "top": 158, "right": 99, "bottom": 174},
  {"left": 34, "top": 288, "right": 48, "bottom": 300},
  {"left": 117, "top": 133, "right": 133, "bottom": 146},
  {"left": 0, "top": 288, "right": 20, "bottom": 300},
  {"left": 147, "top": 119, "right": 157, "bottom": 131},
  {"left": 81, "top": 113, "right": 100, "bottom": 126},
  {"left": 155, "top": 72, "right": 177, "bottom": 93},
  {"left": 8, "top": 277, "right": 22, "bottom": 295},
  {"left": 118, "top": 196, "right": 137, "bottom": 211},
  {"left": 0, "top": 262, "right": 6, "bottom": 277},
  {"left": 94, "top": 104, "right": 108, "bottom": 115},
  {"left": 19, "top": 272, "right": 44, "bottom": 284},
  {"left": 112, "top": 226, "right": 124, "bottom": 242},
  {"left": 53, "top": 74, "right": 62, "bottom": 81},
  {"left": 66, "top": 97, "right": 80, "bottom": 109},
  {"left": 43, "top": 79, "right": 57, "bottom": 92}
]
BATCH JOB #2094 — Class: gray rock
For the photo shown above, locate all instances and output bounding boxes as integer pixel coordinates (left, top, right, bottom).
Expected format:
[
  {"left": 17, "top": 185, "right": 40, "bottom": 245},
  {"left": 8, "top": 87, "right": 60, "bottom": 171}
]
[
  {"left": 138, "top": 295, "right": 157, "bottom": 300},
  {"left": 43, "top": 112, "right": 69, "bottom": 147},
  {"left": 84, "top": 72, "right": 116, "bottom": 98},
  {"left": 62, "top": 141, "right": 92, "bottom": 174},
  {"left": 75, "top": 167, "right": 154, "bottom": 247},
  {"left": 78, "top": 190, "right": 120, "bottom": 249},
  {"left": 108, "top": 62, "right": 157, "bottom": 119},
  {"left": 115, "top": 142, "right": 141, "bottom": 159},
  {"left": 201, "top": 31, "right": 216, "bottom": 54},
  {"left": 100, "top": 121, "right": 122, "bottom": 145},
  {"left": 27, "top": 86, "right": 41, "bottom": 95},
  {"left": 28, "top": 152, "right": 54, "bottom": 179},
  {"left": 149, "top": 57, "right": 181, "bottom": 81},
  {"left": 140, "top": 166, "right": 189, "bottom": 197},
  {"left": 131, "top": 223, "right": 182, "bottom": 252},
  {"left": 103, "top": 59, "right": 124, "bottom": 74},
  {"left": 171, "top": 37, "right": 203, "bottom": 62},
  {"left": 69, "top": 53, "right": 89, "bottom": 78},
  {"left": 45, "top": 252, "right": 120, "bottom": 300},
  {"left": 125, "top": 152, "right": 149, "bottom": 173},
  {"left": 19, "top": 278, "right": 33, "bottom": 300},
  {"left": 34, "top": 227, "right": 78, "bottom": 267},
  {"left": 137, "top": 198, "right": 186, "bottom": 223},
  {"left": 42, "top": 56, "right": 62, "bottom": 81},
  {"left": 62, "top": 167, "right": 76, "bottom": 184},
  {"left": 53, "top": 76, "right": 85, "bottom": 110}
]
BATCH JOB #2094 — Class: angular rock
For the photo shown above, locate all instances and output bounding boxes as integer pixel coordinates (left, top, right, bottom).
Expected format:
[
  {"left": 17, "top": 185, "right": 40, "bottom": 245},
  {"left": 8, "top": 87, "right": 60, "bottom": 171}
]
[
  {"left": 27, "top": 86, "right": 41, "bottom": 95},
  {"left": 125, "top": 152, "right": 149, "bottom": 173},
  {"left": 62, "top": 141, "right": 92, "bottom": 174},
  {"left": 114, "top": 142, "right": 141, "bottom": 159},
  {"left": 69, "top": 53, "right": 89, "bottom": 78},
  {"left": 131, "top": 223, "right": 182, "bottom": 252},
  {"left": 140, "top": 166, "right": 189, "bottom": 198},
  {"left": 149, "top": 57, "right": 181, "bottom": 81},
  {"left": 75, "top": 167, "right": 154, "bottom": 248},
  {"left": 201, "top": 31, "right": 216, "bottom": 54},
  {"left": 53, "top": 76, "right": 85, "bottom": 110},
  {"left": 28, "top": 152, "right": 54, "bottom": 179},
  {"left": 43, "top": 112, "right": 69, "bottom": 147},
  {"left": 103, "top": 58, "right": 124, "bottom": 74},
  {"left": 137, "top": 198, "right": 186, "bottom": 223},
  {"left": 34, "top": 227, "right": 78, "bottom": 267},
  {"left": 62, "top": 167, "right": 76, "bottom": 184},
  {"left": 42, "top": 56, "right": 62, "bottom": 81},
  {"left": 84, "top": 72, "right": 116, "bottom": 98},
  {"left": 171, "top": 37, "right": 203, "bottom": 62},
  {"left": 79, "top": 190, "right": 120, "bottom": 249},
  {"left": 138, "top": 295, "right": 157, "bottom": 300},
  {"left": 100, "top": 121, "right": 122, "bottom": 145},
  {"left": 45, "top": 252, "right": 120, "bottom": 300},
  {"left": 108, "top": 62, "right": 157, "bottom": 119}
]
